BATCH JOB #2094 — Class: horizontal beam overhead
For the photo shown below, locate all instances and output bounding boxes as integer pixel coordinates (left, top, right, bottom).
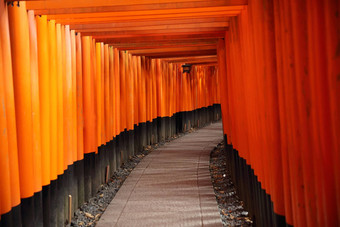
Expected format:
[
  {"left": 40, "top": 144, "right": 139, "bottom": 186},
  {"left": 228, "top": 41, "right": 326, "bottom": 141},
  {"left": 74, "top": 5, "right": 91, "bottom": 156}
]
[
  {"left": 45, "top": 6, "right": 243, "bottom": 20},
  {"left": 86, "top": 28, "right": 227, "bottom": 39},
  {"left": 94, "top": 32, "right": 226, "bottom": 44},
  {"left": 96, "top": 31, "right": 225, "bottom": 46},
  {"left": 70, "top": 17, "right": 229, "bottom": 32},
  {"left": 110, "top": 40, "right": 218, "bottom": 50},
  {"left": 142, "top": 49, "right": 217, "bottom": 58},
  {"left": 161, "top": 55, "right": 217, "bottom": 61},
  {"left": 163, "top": 57, "right": 218, "bottom": 64},
  {"left": 78, "top": 22, "right": 228, "bottom": 34},
  {"left": 26, "top": 0, "right": 247, "bottom": 14},
  {"left": 127, "top": 45, "right": 216, "bottom": 55},
  {"left": 173, "top": 60, "right": 218, "bottom": 65},
  {"left": 51, "top": 11, "right": 239, "bottom": 24},
  {"left": 191, "top": 62, "right": 218, "bottom": 66}
]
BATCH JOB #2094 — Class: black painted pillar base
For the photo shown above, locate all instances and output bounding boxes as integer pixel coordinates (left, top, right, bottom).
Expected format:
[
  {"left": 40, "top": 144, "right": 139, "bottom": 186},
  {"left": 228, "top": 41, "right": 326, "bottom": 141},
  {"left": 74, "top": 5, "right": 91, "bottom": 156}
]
[
  {"left": 193, "top": 109, "right": 198, "bottom": 128},
  {"left": 157, "top": 117, "right": 165, "bottom": 142},
  {"left": 21, "top": 196, "right": 35, "bottom": 227},
  {"left": 102, "top": 145, "right": 108, "bottom": 184},
  {"left": 108, "top": 139, "right": 116, "bottom": 175},
  {"left": 33, "top": 191, "right": 43, "bottom": 227},
  {"left": 76, "top": 160, "right": 85, "bottom": 209},
  {"left": 151, "top": 119, "right": 158, "bottom": 144},
  {"left": 119, "top": 130, "right": 127, "bottom": 164},
  {"left": 12, "top": 204, "right": 23, "bottom": 227},
  {"left": 183, "top": 112, "right": 187, "bottom": 131},
  {"left": 56, "top": 174, "right": 65, "bottom": 227},
  {"left": 165, "top": 117, "right": 171, "bottom": 140},
  {"left": 171, "top": 115, "right": 176, "bottom": 137},
  {"left": 140, "top": 122, "right": 147, "bottom": 150},
  {"left": 116, "top": 133, "right": 122, "bottom": 168},
  {"left": 0, "top": 203, "right": 22, "bottom": 227},
  {"left": 93, "top": 148, "right": 101, "bottom": 196},
  {"left": 113, "top": 138, "right": 117, "bottom": 173},
  {"left": 175, "top": 113, "right": 181, "bottom": 134},
  {"left": 42, "top": 184, "right": 51, "bottom": 227},
  {"left": 223, "top": 135, "right": 290, "bottom": 227},
  {"left": 128, "top": 129, "right": 135, "bottom": 158},
  {"left": 84, "top": 152, "right": 94, "bottom": 201},
  {"left": 49, "top": 180, "right": 57, "bottom": 227},
  {"left": 134, "top": 124, "right": 140, "bottom": 155},
  {"left": 146, "top": 121, "right": 152, "bottom": 145}
]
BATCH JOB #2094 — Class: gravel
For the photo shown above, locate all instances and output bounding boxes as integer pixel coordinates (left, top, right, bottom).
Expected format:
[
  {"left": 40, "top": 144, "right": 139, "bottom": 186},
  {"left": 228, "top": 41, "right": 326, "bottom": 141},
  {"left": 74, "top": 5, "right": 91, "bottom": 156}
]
[{"left": 210, "top": 141, "right": 253, "bottom": 227}]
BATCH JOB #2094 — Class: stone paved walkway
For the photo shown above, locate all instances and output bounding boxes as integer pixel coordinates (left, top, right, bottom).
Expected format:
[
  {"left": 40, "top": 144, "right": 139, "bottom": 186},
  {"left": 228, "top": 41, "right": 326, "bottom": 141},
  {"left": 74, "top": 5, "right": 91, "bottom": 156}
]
[{"left": 97, "top": 122, "right": 223, "bottom": 227}]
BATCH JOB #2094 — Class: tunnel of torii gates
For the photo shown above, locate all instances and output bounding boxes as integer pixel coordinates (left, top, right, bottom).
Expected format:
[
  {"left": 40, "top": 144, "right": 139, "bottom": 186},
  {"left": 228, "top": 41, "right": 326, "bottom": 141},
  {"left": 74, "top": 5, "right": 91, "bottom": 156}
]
[{"left": 0, "top": 0, "right": 339, "bottom": 226}]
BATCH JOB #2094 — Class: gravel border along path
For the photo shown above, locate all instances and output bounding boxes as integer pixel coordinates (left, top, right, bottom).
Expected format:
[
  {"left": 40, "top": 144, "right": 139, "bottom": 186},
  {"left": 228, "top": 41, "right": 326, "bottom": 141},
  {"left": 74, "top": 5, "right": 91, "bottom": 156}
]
[{"left": 210, "top": 141, "right": 253, "bottom": 227}]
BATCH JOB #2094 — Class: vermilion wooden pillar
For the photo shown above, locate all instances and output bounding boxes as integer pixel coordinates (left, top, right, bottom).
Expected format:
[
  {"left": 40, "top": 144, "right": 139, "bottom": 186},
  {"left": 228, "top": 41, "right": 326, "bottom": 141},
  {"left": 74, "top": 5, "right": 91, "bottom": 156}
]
[
  {"left": 126, "top": 53, "right": 134, "bottom": 131},
  {"left": 27, "top": 10, "right": 43, "bottom": 195},
  {"left": 138, "top": 56, "right": 146, "bottom": 124},
  {"left": 0, "top": 19, "right": 13, "bottom": 219},
  {"left": 104, "top": 44, "right": 110, "bottom": 142},
  {"left": 119, "top": 51, "right": 127, "bottom": 132},
  {"left": 272, "top": 1, "right": 293, "bottom": 224},
  {"left": 133, "top": 56, "right": 139, "bottom": 127},
  {"left": 49, "top": 19, "right": 58, "bottom": 181},
  {"left": 82, "top": 36, "right": 97, "bottom": 155},
  {"left": 1, "top": 1, "right": 21, "bottom": 216},
  {"left": 76, "top": 33, "right": 84, "bottom": 161},
  {"left": 55, "top": 23, "right": 64, "bottom": 175},
  {"left": 64, "top": 25, "right": 73, "bottom": 166},
  {"left": 307, "top": 1, "right": 338, "bottom": 225},
  {"left": 217, "top": 38, "right": 228, "bottom": 137},
  {"left": 323, "top": 1, "right": 340, "bottom": 223},
  {"left": 109, "top": 46, "right": 115, "bottom": 139},
  {"left": 114, "top": 48, "right": 120, "bottom": 136},
  {"left": 152, "top": 59, "right": 157, "bottom": 124},
  {"left": 100, "top": 43, "right": 105, "bottom": 145},
  {"left": 287, "top": 1, "right": 318, "bottom": 226},
  {"left": 8, "top": 1, "right": 35, "bottom": 199},
  {"left": 70, "top": 30, "right": 78, "bottom": 164},
  {"left": 95, "top": 42, "right": 103, "bottom": 146},
  {"left": 36, "top": 14, "right": 51, "bottom": 186}
]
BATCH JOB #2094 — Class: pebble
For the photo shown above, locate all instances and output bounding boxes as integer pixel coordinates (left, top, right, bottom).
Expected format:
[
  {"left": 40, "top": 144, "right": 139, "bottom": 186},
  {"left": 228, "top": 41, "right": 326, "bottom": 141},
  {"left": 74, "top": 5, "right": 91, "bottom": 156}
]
[{"left": 84, "top": 212, "right": 94, "bottom": 219}]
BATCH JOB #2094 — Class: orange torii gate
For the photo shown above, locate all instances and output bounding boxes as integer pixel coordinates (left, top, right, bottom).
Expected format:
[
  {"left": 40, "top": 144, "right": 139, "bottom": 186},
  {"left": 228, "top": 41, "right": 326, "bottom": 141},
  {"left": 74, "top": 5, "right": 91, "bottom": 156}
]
[{"left": 1, "top": 0, "right": 340, "bottom": 227}]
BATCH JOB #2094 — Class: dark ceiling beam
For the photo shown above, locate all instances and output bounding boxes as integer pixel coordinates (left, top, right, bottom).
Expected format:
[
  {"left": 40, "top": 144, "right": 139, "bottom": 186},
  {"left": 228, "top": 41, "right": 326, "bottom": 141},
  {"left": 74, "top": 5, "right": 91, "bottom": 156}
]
[
  {"left": 192, "top": 62, "right": 218, "bottom": 66},
  {"left": 45, "top": 6, "right": 243, "bottom": 20},
  {"left": 110, "top": 40, "right": 218, "bottom": 50},
  {"left": 74, "top": 22, "right": 228, "bottom": 34},
  {"left": 70, "top": 17, "right": 229, "bottom": 31},
  {"left": 164, "top": 57, "right": 218, "bottom": 64},
  {"left": 127, "top": 45, "right": 216, "bottom": 55},
  {"left": 86, "top": 28, "right": 227, "bottom": 39},
  {"left": 70, "top": 17, "right": 229, "bottom": 30},
  {"left": 140, "top": 49, "right": 217, "bottom": 58},
  {"left": 49, "top": 11, "right": 239, "bottom": 25},
  {"left": 93, "top": 32, "right": 226, "bottom": 44}
]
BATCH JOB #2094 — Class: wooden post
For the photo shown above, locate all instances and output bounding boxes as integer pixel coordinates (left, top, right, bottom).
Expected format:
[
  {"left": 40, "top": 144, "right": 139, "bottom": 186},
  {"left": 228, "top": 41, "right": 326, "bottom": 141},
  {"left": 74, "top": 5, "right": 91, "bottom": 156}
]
[{"left": 68, "top": 195, "right": 72, "bottom": 224}]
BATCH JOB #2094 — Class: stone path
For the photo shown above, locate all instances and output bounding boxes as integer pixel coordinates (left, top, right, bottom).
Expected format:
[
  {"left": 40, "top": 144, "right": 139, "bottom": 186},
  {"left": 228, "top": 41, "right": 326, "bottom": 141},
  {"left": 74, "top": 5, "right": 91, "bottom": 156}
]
[{"left": 97, "top": 122, "right": 223, "bottom": 227}]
